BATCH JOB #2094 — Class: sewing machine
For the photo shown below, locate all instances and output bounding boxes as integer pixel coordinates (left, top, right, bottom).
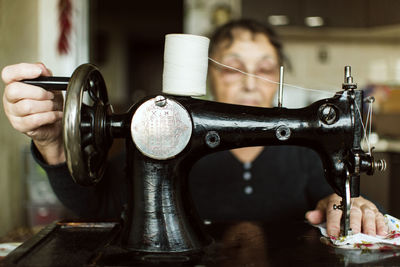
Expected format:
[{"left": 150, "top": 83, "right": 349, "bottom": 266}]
[{"left": 1, "top": 36, "right": 386, "bottom": 266}]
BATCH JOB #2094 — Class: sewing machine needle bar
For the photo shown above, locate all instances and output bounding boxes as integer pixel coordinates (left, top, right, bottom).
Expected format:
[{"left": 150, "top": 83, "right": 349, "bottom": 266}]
[
  {"left": 342, "top": 174, "right": 351, "bottom": 236},
  {"left": 278, "top": 66, "right": 284, "bottom": 108},
  {"left": 22, "top": 77, "right": 70, "bottom": 91}
]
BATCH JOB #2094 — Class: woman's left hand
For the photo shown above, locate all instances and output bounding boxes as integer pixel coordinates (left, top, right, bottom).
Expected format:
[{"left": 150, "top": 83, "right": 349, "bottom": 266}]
[{"left": 305, "top": 193, "right": 388, "bottom": 237}]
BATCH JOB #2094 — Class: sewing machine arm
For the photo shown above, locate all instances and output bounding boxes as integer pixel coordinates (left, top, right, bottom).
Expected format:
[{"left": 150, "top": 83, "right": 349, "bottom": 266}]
[{"left": 181, "top": 89, "right": 376, "bottom": 198}]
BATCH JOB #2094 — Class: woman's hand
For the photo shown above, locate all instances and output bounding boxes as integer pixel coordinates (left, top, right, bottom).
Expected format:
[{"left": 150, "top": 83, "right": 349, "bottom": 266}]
[
  {"left": 2, "top": 63, "right": 65, "bottom": 164},
  {"left": 305, "top": 193, "right": 388, "bottom": 237}
]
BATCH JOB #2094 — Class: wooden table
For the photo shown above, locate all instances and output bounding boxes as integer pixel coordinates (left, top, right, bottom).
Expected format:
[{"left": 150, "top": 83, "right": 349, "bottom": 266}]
[{"left": 1, "top": 220, "right": 399, "bottom": 266}]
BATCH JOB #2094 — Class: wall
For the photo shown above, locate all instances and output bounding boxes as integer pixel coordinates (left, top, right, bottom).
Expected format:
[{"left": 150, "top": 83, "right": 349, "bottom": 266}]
[
  {"left": 278, "top": 28, "right": 400, "bottom": 107},
  {"left": 284, "top": 41, "right": 400, "bottom": 103},
  {"left": 89, "top": 1, "right": 183, "bottom": 108},
  {"left": 0, "top": 0, "right": 39, "bottom": 237},
  {"left": 38, "top": 0, "right": 89, "bottom": 76}
]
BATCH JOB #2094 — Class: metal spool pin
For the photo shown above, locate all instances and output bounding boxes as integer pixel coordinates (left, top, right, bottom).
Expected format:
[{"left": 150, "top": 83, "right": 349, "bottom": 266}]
[
  {"left": 278, "top": 66, "right": 284, "bottom": 107},
  {"left": 342, "top": 66, "right": 357, "bottom": 90}
]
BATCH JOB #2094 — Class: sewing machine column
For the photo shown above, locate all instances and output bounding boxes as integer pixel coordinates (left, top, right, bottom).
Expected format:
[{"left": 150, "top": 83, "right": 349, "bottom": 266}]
[{"left": 121, "top": 144, "right": 210, "bottom": 254}]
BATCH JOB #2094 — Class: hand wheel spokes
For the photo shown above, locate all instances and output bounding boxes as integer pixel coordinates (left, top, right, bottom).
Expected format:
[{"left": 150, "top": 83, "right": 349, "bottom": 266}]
[{"left": 63, "top": 64, "right": 112, "bottom": 186}]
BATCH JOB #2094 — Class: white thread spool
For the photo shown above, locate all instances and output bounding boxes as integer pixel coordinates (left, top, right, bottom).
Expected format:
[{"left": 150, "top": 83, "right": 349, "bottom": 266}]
[{"left": 163, "top": 34, "right": 210, "bottom": 96}]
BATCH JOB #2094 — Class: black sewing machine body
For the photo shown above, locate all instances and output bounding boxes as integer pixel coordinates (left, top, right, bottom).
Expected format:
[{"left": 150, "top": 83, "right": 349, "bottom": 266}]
[
  {"left": 117, "top": 89, "right": 371, "bottom": 254},
  {"left": 2, "top": 64, "right": 385, "bottom": 266}
]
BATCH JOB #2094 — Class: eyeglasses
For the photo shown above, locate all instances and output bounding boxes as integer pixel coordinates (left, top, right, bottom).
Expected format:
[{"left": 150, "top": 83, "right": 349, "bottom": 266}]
[{"left": 211, "top": 58, "right": 279, "bottom": 84}]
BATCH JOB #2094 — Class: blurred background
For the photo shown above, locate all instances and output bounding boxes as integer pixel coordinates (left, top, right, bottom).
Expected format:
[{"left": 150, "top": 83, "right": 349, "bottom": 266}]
[{"left": 1, "top": 0, "right": 400, "bottom": 237}]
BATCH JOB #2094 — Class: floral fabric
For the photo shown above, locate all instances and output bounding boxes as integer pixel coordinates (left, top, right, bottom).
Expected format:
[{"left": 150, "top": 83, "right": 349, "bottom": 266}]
[{"left": 316, "top": 214, "right": 400, "bottom": 250}]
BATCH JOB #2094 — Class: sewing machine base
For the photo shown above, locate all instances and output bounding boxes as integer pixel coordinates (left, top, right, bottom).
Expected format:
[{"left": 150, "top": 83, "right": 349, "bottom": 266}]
[{"left": 2, "top": 220, "right": 400, "bottom": 266}]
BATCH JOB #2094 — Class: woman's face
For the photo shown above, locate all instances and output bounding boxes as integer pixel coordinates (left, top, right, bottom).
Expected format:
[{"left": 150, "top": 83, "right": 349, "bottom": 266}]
[{"left": 209, "top": 28, "right": 280, "bottom": 107}]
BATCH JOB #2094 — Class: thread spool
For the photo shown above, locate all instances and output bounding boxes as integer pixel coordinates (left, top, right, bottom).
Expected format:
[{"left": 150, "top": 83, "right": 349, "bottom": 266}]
[{"left": 163, "top": 34, "right": 210, "bottom": 96}]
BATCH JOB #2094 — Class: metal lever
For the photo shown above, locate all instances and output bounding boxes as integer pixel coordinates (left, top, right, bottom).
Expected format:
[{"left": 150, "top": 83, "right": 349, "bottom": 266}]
[{"left": 22, "top": 77, "right": 70, "bottom": 91}]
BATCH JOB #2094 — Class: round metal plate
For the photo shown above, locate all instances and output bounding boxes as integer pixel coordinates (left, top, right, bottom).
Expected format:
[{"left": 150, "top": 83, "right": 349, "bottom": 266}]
[{"left": 130, "top": 96, "right": 192, "bottom": 160}]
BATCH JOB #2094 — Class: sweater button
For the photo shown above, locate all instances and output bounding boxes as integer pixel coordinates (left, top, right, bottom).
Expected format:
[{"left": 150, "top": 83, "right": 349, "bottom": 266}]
[
  {"left": 243, "top": 162, "right": 252, "bottom": 170},
  {"left": 244, "top": 185, "right": 253, "bottom": 195},
  {"left": 243, "top": 171, "right": 252, "bottom": 181}
]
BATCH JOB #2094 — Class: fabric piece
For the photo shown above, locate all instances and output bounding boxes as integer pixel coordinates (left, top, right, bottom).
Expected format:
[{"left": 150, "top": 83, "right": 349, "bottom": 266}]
[
  {"left": 317, "top": 214, "right": 400, "bottom": 250},
  {"left": 0, "top": 243, "right": 22, "bottom": 258}
]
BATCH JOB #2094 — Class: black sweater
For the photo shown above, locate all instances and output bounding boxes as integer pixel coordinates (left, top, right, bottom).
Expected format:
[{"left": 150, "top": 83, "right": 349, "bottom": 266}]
[{"left": 32, "top": 144, "right": 333, "bottom": 222}]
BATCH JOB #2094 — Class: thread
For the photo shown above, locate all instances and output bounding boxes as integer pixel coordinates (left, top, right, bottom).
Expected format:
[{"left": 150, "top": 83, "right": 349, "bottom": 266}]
[
  {"left": 163, "top": 34, "right": 210, "bottom": 96},
  {"left": 209, "top": 56, "right": 374, "bottom": 151},
  {"left": 208, "top": 57, "right": 337, "bottom": 96},
  {"left": 353, "top": 98, "right": 373, "bottom": 154}
]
